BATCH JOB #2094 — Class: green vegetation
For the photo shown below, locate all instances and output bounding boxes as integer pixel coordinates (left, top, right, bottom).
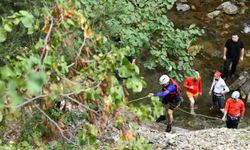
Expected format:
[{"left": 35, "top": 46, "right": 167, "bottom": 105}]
[{"left": 0, "top": 0, "right": 202, "bottom": 148}]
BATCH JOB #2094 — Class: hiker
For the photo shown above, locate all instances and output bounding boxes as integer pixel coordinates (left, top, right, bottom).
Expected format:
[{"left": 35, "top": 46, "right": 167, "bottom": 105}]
[
  {"left": 183, "top": 71, "right": 202, "bottom": 115},
  {"left": 209, "top": 71, "right": 230, "bottom": 114},
  {"left": 222, "top": 91, "right": 245, "bottom": 129},
  {"left": 148, "top": 75, "right": 182, "bottom": 132},
  {"left": 222, "top": 33, "right": 244, "bottom": 80}
]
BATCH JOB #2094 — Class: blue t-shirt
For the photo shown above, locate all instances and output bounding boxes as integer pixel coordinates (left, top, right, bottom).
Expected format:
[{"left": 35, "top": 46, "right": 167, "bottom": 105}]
[{"left": 153, "top": 85, "right": 177, "bottom": 97}]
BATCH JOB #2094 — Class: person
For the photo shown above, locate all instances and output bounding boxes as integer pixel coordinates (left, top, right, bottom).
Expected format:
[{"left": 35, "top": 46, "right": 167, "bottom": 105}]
[
  {"left": 209, "top": 71, "right": 229, "bottom": 114},
  {"left": 222, "top": 91, "right": 245, "bottom": 129},
  {"left": 148, "top": 75, "right": 182, "bottom": 132},
  {"left": 183, "top": 71, "right": 202, "bottom": 115},
  {"left": 223, "top": 33, "right": 244, "bottom": 80}
]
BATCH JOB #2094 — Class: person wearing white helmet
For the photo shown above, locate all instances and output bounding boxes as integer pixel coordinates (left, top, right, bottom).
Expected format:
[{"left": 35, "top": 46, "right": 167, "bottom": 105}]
[
  {"left": 148, "top": 74, "right": 182, "bottom": 132},
  {"left": 222, "top": 91, "right": 245, "bottom": 129}
]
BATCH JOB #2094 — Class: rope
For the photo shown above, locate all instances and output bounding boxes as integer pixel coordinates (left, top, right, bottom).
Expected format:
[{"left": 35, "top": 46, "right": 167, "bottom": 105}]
[
  {"left": 176, "top": 107, "right": 221, "bottom": 120},
  {"left": 127, "top": 95, "right": 221, "bottom": 120},
  {"left": 127, "top": 95, "right": 149, "bottom": 104}
]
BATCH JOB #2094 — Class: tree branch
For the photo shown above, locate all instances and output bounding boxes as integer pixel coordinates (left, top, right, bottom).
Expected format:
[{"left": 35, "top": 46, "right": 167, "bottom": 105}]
[
  {"left": 35, "top": 105, "right": 81, "bottom": 148},
  {"left": 41, "top": 17, "right": 54, "bottom": 64},
  {"left": 16, "top": 95, "right": 47, "bottom": 108},
  {"left": 64, "top": 95, "right": 100, "bottom": 117}
]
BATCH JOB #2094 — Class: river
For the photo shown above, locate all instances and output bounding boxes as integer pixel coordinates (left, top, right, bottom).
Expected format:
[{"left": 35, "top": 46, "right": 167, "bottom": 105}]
[{"left": 130, "top": 0, "right": 250, "bottom": 130}]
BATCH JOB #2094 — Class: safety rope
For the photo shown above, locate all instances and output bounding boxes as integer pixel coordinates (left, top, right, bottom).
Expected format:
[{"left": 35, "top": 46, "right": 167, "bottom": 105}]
[
  {"left": 128, "top": 95, "right": 221, "bottom": 120},
  {"left": 127, "top": 96, "right": 149, "bottom": 104},
  {"left": 176, "top": 107, "right": 221, "bottom": 120}
]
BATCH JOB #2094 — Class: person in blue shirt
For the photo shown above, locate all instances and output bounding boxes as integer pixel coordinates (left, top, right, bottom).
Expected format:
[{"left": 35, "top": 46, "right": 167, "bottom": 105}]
[{"left": 148, "top": 75, "right": 182, "bottom": 132}]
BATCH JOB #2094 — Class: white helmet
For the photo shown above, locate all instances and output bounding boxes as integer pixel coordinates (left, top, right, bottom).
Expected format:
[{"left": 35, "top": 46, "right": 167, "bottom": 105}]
[
  {"left": 231, "top": 91, "right": 240, "bottom": 99},
  {"left": 159, "top": 75, "right": 170, "bottom": 85}
]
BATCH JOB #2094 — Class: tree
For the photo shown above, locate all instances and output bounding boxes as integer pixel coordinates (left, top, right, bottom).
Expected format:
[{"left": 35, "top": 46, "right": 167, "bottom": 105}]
[{"left": 0, "top": 0, "right": 202, "bottom": 148}]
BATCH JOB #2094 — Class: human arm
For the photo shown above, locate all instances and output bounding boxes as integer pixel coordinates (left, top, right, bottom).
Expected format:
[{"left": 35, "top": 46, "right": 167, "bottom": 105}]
[
  {"left": 223, "top": 47, "right": 227, "bottom": 60},
  {"left": 153, "top": 85, "right": 176, "bottom": 97},
  {"left": 222, "top": 99, "right": 229, "bottom": 121},
  {"left": 240, "top": 48, "right": 244, "bottom": 61},
  {"left": 199, "top": 77, "right": 202, "bottom": 95},
  {"left": 222, "top": 80, "right": 230, "bottom": 94},
  {"left": 240, "top": 101, "right": 245, "bottom": 118},
  {"left": 209, "top": 79, "right": 215, "bottom": 95}
]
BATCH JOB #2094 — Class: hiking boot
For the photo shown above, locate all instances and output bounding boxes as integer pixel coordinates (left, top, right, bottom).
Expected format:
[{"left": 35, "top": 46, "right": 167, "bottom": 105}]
[
  {"left": 165, "top": 124, "right": 172, "bottom": 132},
  {"left": 190, "top": 109, "right": 196, "bottom": 115},
  {"left": 156, "top": 115, "right": 166, "bottom": 123},
  {"left": 209, "top": 106, "right": 215, "bottom": 110}
]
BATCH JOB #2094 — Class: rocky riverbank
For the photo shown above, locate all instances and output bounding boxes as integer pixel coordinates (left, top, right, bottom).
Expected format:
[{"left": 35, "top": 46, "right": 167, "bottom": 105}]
[{"left": 136, "top": 123, "right": 250, "bottom": 150}]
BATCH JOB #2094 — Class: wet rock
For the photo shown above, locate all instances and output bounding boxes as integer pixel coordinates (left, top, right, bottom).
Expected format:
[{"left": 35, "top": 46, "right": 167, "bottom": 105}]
[
  {"left": 229, "top": 71, "right": 249, "bottom": 90},
  {"left": 246, "top": 50, "right": 250, "bottom": 57},
  {"left": 217, "top": 1, "right": 239, "bottom": 15},
  {"left": 243, "top": 24, "right": 250, "bottom": 34},
  {"left": 176, "top": 3, "right": 190, "bottom": 12},
  {"left": 207, "top": 10, "right": 221, "bottom": 19}
]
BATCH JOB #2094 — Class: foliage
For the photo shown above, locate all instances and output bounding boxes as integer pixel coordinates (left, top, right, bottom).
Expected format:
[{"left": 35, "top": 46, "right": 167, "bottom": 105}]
[
  {"left": 80, "top": 0, "right": 204, "bottom": 81},
  {"left": 0, "top": 0, "right": 202, "bottom": 148},
  {"left": 129, "top": 97, "right": 163, "bottom": 121}
]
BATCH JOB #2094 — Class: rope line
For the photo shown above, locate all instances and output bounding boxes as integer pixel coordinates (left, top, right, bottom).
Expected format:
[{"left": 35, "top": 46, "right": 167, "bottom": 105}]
[
  {"left": 176, "top": 107, "right": 221, "bottom": 120},
  {"left": 127, "top": 96, "right": 149, "bottom": 104},
  {"left": 128, "top": 95, "right": 221, "bottom": 120}
]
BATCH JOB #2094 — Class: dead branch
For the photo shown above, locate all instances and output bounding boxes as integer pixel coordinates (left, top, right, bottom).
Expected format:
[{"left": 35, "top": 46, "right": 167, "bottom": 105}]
[
  {"left": 41, "top": 17, "right": 54, "bottom": 64},
  {"left": 35, "top": 105, "right": 81, "bottom": 149}
]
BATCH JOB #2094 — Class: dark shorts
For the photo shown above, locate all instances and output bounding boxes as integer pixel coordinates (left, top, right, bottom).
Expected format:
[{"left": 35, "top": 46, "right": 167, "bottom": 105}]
[
  {"left": 226, "top": 114, "right": 240, "bottom": 129},
  {"left": 212, "top": 94, "right": 225, "bottom": 109},
  {"left": 162, "top": 97, "right": 182, "bottom": 110}
]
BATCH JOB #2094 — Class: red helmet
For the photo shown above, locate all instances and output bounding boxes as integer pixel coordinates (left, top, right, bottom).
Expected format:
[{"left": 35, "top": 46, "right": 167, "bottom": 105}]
[{"left": 214, "top": 71, "right": 221, "bottom": 77}]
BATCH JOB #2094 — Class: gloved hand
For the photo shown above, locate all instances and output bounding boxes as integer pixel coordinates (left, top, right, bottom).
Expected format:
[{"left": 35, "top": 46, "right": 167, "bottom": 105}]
[{"left": 148, "top": 93, "right": 154, "bottom": 97}]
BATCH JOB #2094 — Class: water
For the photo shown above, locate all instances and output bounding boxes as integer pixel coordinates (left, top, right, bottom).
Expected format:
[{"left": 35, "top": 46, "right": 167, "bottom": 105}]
[{"left": 130, "top": 0, "right": 250, "bottom": 130}]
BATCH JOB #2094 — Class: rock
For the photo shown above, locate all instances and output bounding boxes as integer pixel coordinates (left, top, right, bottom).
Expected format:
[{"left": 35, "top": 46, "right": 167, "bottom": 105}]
[
  {"left": 246, "top": 50, "right": 250, "bottom": 57},
  {"left": 176, "top": 3, "right": 190, "bottom": 12},
  {"left": 243, "top": 24, "right": 250, "bottom": 34},
  {"left": 187, "top": 45, "right": 203, "bottom": 54},
  {"left": 229, "top": 71, "right": 249, "bottom": 90},
  {"left": 207, "top": 10, "right": 221, "bottom": 19},
  {"left": 217, "top": 1, "right": 239, "bottom": 15}
]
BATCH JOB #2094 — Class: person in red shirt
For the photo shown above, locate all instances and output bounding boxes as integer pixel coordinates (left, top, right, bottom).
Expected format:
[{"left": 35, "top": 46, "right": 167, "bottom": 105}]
[
  {"left": 222, "top": 91, "right": 245, "bottom": 129},
  {"left": 183, "top": 71, "right": 202, "bottom": 115}
]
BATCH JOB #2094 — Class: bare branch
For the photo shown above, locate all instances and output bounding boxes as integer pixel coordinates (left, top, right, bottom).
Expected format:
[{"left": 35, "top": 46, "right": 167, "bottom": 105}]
[
  {"left": 77, "top": 35, "right": 87, "bottom": 58},
  {"left": 67, "top": 34, "right": 87, "bottom": 68},
  {"left": 35, "top": 105, "right": 81, "bottom": 148},
  {"left": 41, "top": 17, "right": 54, "bottom": 64},
  {"left": 65, "top": 95, "right": 100, "bottom": 117},
  {"left": 16, "top": 95, "right": 47, "bottom": 108}
]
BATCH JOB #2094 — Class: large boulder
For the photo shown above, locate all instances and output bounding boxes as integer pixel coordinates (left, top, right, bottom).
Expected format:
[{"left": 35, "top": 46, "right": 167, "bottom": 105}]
[{"left": 217, "top": 1, "right": 239, "bottom": 15}]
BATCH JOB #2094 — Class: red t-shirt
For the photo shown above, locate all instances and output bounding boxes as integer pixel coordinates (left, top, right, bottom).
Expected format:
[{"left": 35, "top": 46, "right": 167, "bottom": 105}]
[
  {"left": 183, "top": 77, "right": 202, "bottom": 94},
  {"left": 224, "top": 98, "right": 245, "bottom": 117}
]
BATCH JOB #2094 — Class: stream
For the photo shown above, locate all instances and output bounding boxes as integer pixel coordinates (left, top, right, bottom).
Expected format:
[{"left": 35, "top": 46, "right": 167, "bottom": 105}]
[{"left": 130, "top": 0, "right": 250, "bottom": 130}]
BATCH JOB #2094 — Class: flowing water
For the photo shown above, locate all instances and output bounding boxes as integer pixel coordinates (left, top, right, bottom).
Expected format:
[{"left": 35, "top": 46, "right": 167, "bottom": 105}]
[{"left": 130, "top": 0, "right": 250, "bottom": 130}]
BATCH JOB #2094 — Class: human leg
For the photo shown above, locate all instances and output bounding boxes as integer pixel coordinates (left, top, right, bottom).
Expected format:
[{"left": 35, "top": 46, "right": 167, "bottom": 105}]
[
  {"left": 231, "top": 59, "right": 239, "bottom": 77},
  {"left": 166, "top": 108, "right": 173, "bottom": 132},
  {"left": 223, "top": 59, "right": 232, "bottom": 79},
  {"left": 217, "top": 96, "right": 225, "bottom": 114}
]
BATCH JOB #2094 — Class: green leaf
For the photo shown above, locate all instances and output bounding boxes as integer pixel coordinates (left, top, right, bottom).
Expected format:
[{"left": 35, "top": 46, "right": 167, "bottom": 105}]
[
  {"left": 21, "top": 14, "right": 34, "bottom": 28},
  {"left": 0, "top": 27, "right": 7, "bottom": 42},
  {"left": 4, "top": 23, "right": 13, "bottom": 32}
]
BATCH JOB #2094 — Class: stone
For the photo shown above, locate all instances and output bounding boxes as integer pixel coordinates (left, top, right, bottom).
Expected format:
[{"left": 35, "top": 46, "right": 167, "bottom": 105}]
[
  {"left": 176, "top": 3, "right": 190, "bottom": 12},
  {"left": 243, "top": 24, "right": 250, "bottom": 34},
  {"left": 246, "top": 50, "right": 250, "bottom": 57},
  {"left": 207, "top": 10, "right": 221, "bottom": 19},
  {"left": 229, "top": 71, "right": 249, "bottom": 90},
  {"left": 217, "top": 1, "right": 239, "bottom": 15}
]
